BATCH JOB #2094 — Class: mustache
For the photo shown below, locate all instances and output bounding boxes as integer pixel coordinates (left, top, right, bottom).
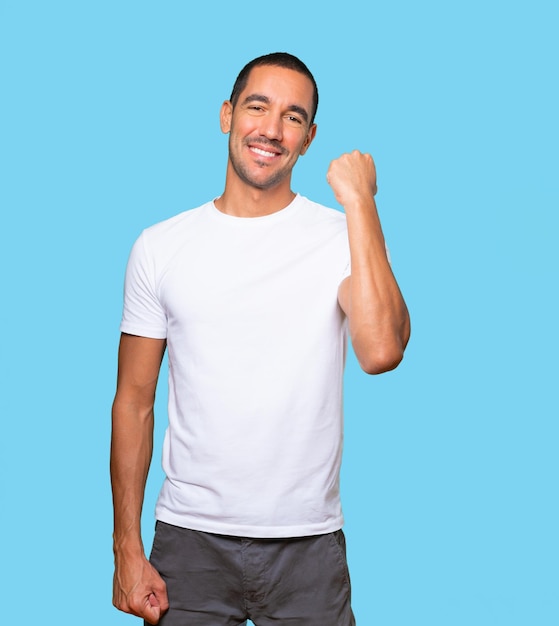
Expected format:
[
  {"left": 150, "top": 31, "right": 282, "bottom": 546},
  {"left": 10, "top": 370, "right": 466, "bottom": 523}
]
[{"left": 245, "top": 137, "right": 287, "bottom": 155}]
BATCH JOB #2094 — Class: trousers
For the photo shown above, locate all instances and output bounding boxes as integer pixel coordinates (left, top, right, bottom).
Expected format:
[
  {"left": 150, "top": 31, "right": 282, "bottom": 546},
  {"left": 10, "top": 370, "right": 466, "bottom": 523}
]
[{"left": 147, "top": 521, "right": 356, "bottom": 626}]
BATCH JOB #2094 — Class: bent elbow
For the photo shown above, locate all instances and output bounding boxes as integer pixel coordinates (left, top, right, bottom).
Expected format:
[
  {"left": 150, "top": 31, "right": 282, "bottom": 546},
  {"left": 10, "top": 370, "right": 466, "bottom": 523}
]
[
  {"left": 351, "top": 320, "right": 410, "bottom": 375},
  {"left": 356, "top": 346, "right": 405, "bottom": 375}
]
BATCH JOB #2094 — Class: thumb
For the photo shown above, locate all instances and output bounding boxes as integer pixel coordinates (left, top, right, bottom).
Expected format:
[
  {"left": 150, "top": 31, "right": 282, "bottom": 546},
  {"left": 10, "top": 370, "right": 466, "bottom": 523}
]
[{"left": 143, "top": 594, "right": 162, "bottom": 625}]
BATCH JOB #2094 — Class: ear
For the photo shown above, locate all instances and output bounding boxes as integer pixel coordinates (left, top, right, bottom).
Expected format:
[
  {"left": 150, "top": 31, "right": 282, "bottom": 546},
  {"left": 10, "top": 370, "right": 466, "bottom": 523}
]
[
  {"left": 299, "top": 123, "right": 317, "bottom": 156},
  {"left": 220, "top": 101, "right": 233, "bottom": 134}
]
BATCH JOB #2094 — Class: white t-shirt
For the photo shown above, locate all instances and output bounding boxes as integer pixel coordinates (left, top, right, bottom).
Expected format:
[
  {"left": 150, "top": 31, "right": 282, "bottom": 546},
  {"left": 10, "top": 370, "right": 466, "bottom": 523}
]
[{"left": 121, "top": 194, "right": 351, "bottom": 538}]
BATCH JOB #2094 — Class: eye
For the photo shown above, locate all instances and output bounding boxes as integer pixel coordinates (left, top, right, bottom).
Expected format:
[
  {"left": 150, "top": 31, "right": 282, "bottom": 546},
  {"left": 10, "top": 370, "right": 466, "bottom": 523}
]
[
  {"left": 247, "top": 105, "right": 265, "bottom": 114},
  {"left": 285, "top": 115, "right": 303, "bottom": 125}
]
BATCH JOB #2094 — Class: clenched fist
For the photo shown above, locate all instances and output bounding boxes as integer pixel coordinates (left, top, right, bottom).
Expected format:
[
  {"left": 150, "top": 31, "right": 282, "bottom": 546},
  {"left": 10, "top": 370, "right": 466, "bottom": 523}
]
[
  {"left": 326, "top": 150, "right": 377, "bottom": 208},
  {"left": 113, "top": 554, "right": 169, "bottom": 625}
]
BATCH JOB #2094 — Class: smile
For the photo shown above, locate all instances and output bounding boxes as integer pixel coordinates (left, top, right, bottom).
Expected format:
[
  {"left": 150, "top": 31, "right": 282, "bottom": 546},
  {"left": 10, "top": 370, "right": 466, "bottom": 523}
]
[{"left": 249, "top": 146, "right": 280, "bottom": 158}]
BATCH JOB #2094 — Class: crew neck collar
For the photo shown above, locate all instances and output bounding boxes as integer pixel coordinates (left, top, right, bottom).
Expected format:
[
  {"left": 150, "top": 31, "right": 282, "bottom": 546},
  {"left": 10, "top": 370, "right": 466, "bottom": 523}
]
[{"left": 210, "top": 194, "right": 301, "bottom": 224}]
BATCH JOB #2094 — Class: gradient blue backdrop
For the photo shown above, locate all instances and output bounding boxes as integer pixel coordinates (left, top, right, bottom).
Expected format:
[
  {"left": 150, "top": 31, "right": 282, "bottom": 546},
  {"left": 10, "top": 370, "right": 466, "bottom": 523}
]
[{"left": 1, "top": 1, "right": 557, "bottom": 624}]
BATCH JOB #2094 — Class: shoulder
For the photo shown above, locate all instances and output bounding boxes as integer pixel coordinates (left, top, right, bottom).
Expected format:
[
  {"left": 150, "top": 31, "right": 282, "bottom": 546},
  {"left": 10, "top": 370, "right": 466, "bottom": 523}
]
[
  {"left": 141, "top": 201, "right": 212, "bottom": 245},
  {"left": 126, "top": 201, "right": 213, "bottom": 272}
]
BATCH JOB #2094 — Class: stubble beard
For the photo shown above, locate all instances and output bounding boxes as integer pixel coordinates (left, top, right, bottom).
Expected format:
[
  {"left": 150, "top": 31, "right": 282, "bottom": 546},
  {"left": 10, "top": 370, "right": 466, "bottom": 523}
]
[{"left": 228, "top": 136, "right": 293, "bottom": 191}]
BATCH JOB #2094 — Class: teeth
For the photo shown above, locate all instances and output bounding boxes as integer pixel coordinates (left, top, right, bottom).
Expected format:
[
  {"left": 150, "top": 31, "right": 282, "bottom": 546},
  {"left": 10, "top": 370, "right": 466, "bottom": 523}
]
[{"left": 251, "top": 146, "right": 277, "bottom": 157}]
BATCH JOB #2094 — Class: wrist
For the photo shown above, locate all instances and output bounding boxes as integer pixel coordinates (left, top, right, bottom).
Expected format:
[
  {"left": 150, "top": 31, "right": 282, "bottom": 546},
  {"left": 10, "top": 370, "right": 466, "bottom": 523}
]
[{"left": 113, "top": 529, "right": 145, "bottom": 557}]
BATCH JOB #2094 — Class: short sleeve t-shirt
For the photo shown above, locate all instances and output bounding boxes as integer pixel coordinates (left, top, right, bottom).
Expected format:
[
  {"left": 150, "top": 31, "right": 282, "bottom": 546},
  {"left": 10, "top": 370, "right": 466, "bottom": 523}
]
[{"left": 121, "top": 194, "right": 351, "bottom": 538}]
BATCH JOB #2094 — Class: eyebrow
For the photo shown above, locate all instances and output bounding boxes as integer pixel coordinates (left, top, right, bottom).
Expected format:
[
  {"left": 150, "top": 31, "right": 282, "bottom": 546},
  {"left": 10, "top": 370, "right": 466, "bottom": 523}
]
[{"left": 241, "top": 94, "right": 310, "bottom": 124}]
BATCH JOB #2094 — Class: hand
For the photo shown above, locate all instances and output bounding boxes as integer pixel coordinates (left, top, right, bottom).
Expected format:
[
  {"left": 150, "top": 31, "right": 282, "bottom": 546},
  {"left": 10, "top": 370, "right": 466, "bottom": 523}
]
[
  {"left": 326, "top": 150, "right": 377, "bottom": 208},
  {"left": 113, "top": 554, "right": 169, "bottom": 625}
]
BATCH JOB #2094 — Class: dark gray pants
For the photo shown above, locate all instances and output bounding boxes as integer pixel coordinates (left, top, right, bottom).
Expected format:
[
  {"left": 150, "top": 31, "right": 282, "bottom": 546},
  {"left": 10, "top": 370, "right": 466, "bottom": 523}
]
[{"left": 148, "top": 521, "right": 356, "bottom": 626}]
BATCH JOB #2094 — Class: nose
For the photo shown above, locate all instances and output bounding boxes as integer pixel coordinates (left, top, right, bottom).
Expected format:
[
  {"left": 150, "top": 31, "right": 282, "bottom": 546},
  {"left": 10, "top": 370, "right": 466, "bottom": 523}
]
[{"left": 262, "top": 114, "right": 283, "bottom": 142}]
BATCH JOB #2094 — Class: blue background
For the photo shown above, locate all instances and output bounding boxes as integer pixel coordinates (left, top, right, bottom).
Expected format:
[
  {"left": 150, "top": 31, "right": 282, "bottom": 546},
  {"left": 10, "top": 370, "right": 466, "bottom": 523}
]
[{"left": 1, "top": 1, "right": 557, "bottom": 624}]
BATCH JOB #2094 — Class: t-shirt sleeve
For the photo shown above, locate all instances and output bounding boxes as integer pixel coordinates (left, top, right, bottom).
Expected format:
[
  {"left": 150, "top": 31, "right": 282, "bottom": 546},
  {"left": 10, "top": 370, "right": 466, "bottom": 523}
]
[
  {"left": 340, "top": 260, "right": 351, "bottom": 282},
  {"left": 120, "top": 230, "right": 167, "bottom": 339}
]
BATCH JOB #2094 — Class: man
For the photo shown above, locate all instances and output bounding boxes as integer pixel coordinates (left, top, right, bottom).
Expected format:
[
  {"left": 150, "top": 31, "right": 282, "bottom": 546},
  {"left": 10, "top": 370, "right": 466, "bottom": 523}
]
[{"left": 111, "top": 52, "right": 410, "bottom": 626}]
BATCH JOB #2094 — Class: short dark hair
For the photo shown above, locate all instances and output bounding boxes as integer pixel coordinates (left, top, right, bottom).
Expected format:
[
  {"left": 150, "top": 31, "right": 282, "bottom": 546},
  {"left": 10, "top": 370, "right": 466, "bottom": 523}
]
[{"left": 229, "top": 52, "right": 319, "bottom": 125}]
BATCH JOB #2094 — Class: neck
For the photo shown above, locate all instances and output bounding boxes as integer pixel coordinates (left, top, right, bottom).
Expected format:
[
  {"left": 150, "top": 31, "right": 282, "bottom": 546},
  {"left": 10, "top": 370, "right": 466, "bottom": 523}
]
[{"left": 214, "top": 165, "right": 296, "bottom": 218}]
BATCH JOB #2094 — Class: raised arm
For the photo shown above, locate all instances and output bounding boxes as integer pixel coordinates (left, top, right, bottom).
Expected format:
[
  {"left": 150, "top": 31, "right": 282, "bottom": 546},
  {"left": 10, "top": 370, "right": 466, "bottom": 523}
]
[
  {"left": 110, "top": 333, "right": 168, "bottom": 624},
  {"left": 328, "top": 151, "right": 410, "bottom": 374}
]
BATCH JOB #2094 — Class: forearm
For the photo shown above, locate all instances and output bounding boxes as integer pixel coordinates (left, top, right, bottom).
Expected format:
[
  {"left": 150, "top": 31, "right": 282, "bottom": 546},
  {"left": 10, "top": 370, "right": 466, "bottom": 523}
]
[
  {"left": 111, "top": 396, "right": 169, "bottom": 624},
  {"left": 342, "top": 196, "right": 410, "bottom": 374},
  {"left": 327, "top": 150, "right": 410, "bottom": 373},
  {"left": 110, "top": 397, "right": 154, "bottom": 556}
]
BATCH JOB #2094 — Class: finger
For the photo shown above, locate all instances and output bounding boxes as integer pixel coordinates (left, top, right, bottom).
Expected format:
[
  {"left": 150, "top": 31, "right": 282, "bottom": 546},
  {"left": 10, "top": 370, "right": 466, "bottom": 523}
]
[
  {"left": 143, "top": 597, "right": 162, "bottom": 625},
  {"left": 149, "top": 592, "right": 159, "bottom": 607},
  {"left": 144, "top": 608, "right": 161, "bottom": 626}
]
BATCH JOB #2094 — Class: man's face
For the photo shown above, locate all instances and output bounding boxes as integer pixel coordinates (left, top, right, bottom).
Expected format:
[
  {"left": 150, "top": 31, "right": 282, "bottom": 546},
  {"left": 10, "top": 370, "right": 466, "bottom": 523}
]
[{"left": 221, "top": 65, "right": 317, "bottom": 191}]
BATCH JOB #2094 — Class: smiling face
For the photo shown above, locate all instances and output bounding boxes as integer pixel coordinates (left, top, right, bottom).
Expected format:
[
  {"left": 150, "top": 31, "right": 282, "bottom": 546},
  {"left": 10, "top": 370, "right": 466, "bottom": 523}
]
[{"left": 220, "top": 65, "right": 317, "bottom": 193}]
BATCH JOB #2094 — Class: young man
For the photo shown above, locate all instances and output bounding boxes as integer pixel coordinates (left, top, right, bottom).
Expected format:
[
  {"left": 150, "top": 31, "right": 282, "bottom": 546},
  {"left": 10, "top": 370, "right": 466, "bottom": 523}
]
[{"left": 111, "top": 52, "right": 410, "bottom": 626}]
